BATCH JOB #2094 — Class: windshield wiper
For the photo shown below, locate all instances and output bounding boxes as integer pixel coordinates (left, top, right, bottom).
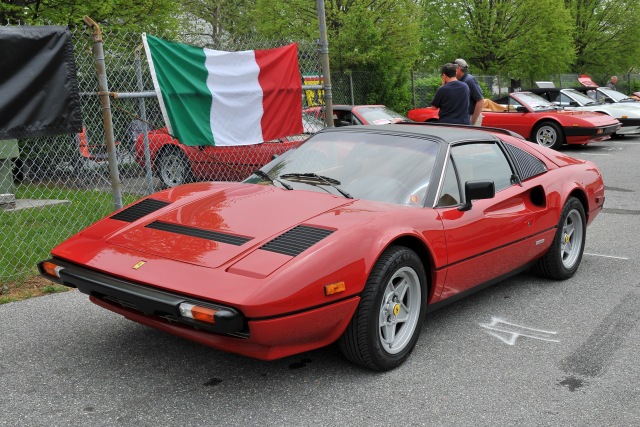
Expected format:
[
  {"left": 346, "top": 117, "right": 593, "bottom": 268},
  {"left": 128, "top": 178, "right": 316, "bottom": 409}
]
[
  {"left": 253, "top": 170, "right": 293, "bottom": 190},
  {"left": 280, "top": 173, "right": 353, "bottom": 199}
]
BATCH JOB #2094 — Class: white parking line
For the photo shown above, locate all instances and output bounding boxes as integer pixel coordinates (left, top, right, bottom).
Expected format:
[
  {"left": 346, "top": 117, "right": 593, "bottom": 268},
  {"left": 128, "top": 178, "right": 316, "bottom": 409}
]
[{"left": 584, "top": 252, "right": 629, "bottom": 260}]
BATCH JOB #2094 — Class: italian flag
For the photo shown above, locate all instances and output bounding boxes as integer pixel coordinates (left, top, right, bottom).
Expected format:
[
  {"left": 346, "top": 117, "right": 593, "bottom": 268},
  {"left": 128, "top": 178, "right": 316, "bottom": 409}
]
[{"left": 142, "top": 34, "right": 303, "bottom": 146}]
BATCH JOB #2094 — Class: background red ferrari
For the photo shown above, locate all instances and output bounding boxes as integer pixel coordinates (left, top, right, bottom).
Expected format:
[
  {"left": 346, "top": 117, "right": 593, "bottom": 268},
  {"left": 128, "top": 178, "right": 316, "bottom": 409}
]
[
  {"left": 304, "top": 104, "right": 410, "bottom": 126},
  {"left": 40, "top": 123, "right": 604, "bottom": 371},
  {"left": 408, "top": 93, "right": 620, "bottom": 149}
]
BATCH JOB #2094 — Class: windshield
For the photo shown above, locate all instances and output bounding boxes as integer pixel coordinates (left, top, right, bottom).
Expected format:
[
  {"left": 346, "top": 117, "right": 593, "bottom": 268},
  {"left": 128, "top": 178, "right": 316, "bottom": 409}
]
[
  {"left": 245, "top": 131, "right": 440, "bottom": 206},
  {"left": 563, "top": 89, "right": 599, "bottom": 105},
  {"left": 599, "top": 87, "right": 633, "bottom": 102},
  {"left": 355, "top": 107, "right": 410, "bottom": 125},
  {"left": 512, "top": 92, "right": 555, "bottom": 110}
]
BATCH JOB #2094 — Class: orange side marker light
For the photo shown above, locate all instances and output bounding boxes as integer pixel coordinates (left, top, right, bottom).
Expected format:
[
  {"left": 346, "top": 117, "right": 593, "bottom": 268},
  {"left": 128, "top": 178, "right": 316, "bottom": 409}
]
[
  {"left": 179, "top": 302, "right": 217, "bottom": 324},
  {"left": 42, "top": 261, "right": 64, "bottom": 278},
  {"left": 325, "top": 281, "right": 346, "bottom": 296}
]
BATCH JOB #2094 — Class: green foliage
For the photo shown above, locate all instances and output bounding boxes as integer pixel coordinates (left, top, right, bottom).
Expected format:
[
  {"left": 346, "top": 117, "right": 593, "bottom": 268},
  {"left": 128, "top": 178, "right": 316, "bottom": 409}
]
[
  {"left": 565, "top": 0, "right": 640, "bottom": 73},
  {"left": 422, "top": 0, "right": 576, "bottom": 77},
  {"left": 0, "top": 0, "right": 181, "bottom": 31},
  {"left": 42, "top": 284, "right": 68, "bottom": 293}
]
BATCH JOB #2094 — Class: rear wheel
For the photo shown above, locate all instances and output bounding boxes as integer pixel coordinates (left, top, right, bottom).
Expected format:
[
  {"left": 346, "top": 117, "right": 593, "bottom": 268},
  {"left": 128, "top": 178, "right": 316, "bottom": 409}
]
[
  {"left": 531, "top": 121, "right": 564, "bottom": 150},
  {"left": 532, "top": 196, "right": 586, "bottom": 280},
  {"left": 158, "top": 148, "right": 193, "bottom": 188},
  {"left": 339, "top": 246, "right": 427, "bottom": 371}
]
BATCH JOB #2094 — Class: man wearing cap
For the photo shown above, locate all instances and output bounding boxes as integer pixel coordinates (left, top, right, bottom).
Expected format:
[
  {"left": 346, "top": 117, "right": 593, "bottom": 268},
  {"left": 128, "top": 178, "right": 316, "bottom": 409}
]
[
  {"left": 430, "top": 63, "right": 470, "bottom": 125},
  {"left": 606, "top": 76, "right": 617, "bottom": 90},
  {"left": 454, "top": 59, "right": 484, "bottom": 126}
]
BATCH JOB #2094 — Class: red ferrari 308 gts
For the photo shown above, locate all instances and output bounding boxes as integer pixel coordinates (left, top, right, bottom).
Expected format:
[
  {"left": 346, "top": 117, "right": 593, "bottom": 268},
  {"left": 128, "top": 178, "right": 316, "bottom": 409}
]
[
  {"left": 40, "top": 123, "right": 605, "bottom": 371},
  {"left": 408, "top": 92, "right": 620, "bottom": 150}
]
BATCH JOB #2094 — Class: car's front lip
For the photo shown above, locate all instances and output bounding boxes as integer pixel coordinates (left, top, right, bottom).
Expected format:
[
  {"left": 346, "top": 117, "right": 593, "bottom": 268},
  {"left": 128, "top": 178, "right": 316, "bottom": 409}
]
[
  {"left": 38, "top": 258, "right": 247, "bottom": 337},
  {"left": 563, "top": 123, "right": 620, "bottom": 137}
]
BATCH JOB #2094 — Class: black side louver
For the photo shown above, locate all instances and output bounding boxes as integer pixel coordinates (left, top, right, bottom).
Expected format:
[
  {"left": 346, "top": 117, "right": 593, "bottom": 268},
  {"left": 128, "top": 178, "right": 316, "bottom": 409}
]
[
  {"left": 260, "top": 225, "right": 334, "bottom": 257},
  {"left": 504, "top": 143, "right": 548, "bottom": 180},
  {"left": 110, "top": 199, "right": 171, "bottom": 222},
  {"left": 145, "top": 221, "right": 252, "bottom": 246}
]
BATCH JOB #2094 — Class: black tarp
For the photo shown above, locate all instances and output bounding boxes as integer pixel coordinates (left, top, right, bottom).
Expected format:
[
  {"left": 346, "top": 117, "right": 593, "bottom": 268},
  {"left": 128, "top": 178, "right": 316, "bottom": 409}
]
[{"left": 0, "top": 26, "right": 82, "bottom": 139}]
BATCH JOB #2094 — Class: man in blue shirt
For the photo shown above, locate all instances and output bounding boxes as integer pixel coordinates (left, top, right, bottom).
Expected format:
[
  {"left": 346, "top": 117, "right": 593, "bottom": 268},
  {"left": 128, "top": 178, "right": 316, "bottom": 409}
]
[
  {"left": 431, "top": 63, "right": 470, "bottom": 125},
  {"left": 454, "top": 58, "right": 484, "bottom": 126}
]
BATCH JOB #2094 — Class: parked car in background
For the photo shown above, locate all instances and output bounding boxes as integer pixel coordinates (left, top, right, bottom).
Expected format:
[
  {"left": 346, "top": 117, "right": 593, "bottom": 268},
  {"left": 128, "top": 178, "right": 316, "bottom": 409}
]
[
  {"left": 527, "top": 87, "right": 640, "bottom": 136},
  {"left": 40, "top": 123, "right": 605, "bottom": 371},
  {"left": 305, "top": 105, "right": 411, "bottom": 126},
  {"left": 408, "top": 92, "right": 620, "bottom": 150},
  {"left": 134, "top": 113, "right": 324, "bottom": 188},
  {"left": 573, "top": 86, "right": 640, "bottom": 105}
]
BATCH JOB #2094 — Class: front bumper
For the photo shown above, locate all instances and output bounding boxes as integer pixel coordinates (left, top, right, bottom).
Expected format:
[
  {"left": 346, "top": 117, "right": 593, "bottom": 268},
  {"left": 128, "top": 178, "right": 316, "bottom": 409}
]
[{"left": 563, "top": 123, "right": 620, "bottom": 138}]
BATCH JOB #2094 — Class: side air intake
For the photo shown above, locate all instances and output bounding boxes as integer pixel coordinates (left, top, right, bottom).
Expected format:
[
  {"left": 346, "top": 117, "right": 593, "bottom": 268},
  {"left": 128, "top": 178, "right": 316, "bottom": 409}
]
[
  {"left": 504, "top": 143, "right": 548, "bottom": 180},
  {"left": 110, "top": 199, "right": 171, "bottom": 222},
  {"left": 145, "top": 221, "right": 252, "bottom": 246},
  {"left": 260, "top": 225, "right": 334, "bottom": 257}
]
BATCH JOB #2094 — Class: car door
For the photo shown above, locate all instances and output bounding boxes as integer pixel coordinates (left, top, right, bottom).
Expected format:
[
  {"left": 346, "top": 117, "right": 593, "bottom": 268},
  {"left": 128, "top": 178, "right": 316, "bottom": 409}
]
[
  {"left": 482, "top": 95, "right": 532, "bottom": 138},
  {"left": 435, "top": 141, "right": 538, "bottom": 300}
]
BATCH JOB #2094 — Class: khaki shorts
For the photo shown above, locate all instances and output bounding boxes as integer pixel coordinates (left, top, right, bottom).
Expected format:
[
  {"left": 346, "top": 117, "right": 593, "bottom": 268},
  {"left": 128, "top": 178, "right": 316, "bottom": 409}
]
[{"left": 470, "top": 115, "right": 483, "bottom": 126}]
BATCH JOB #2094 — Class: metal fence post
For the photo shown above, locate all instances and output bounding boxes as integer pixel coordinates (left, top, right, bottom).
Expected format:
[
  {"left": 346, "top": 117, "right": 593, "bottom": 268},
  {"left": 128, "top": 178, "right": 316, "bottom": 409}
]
[
  {"left": 316, "top": 0, "right": 334, "bottom": 127},
  {"left": 134, "top": 45, "right": 154, "bottom": 195},
  {"left": 349, "top": 72, "right": 354, "bottom": 105},
  {"left": 83, "top": 16, "right": 123, "bottom": 211},
  {"left": 411, "top": 71, "right": 416, "bottom": 109}
]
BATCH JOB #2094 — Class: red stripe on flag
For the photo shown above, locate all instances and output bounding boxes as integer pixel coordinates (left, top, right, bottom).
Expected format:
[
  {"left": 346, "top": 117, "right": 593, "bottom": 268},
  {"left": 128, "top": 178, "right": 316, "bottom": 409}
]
[{"left": 254, "top": 43, "right": 303, "bottom": 141}]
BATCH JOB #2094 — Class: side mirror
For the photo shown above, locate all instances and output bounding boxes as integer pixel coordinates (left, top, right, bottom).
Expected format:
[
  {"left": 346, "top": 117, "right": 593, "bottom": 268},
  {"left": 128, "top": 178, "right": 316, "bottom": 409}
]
[
  {"left": 569, "top": 101, "right": 579, "bottom": 107},
  {"left": 458, "top": 180, "right": 495, "bottom": 211},
  {"left": 605, "top": 97, "right": 614, "bottom": 103},
  {"left": 515, "top": 106, "right": 529, "bottom": 113}
]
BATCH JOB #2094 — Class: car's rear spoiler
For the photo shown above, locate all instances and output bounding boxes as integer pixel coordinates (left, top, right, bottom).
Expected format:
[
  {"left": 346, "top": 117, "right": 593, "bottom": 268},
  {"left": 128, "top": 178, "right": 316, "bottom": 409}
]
[{"left": 395, "top": 121, "right": 525, "bottom": 140}]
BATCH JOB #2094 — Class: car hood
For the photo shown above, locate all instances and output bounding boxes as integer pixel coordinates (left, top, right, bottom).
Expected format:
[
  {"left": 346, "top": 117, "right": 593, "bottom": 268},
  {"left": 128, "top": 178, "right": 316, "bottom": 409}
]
[
  {"left": 553, "top": 110, "right": 619, "bottom": 125},
  {"left": 106, "top": 184, "right": 352, "bottom": 269}
]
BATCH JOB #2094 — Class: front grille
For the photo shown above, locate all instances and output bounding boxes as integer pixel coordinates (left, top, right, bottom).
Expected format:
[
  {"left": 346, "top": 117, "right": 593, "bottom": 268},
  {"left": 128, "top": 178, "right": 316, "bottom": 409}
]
[
  {"left": 145, "top": 221, "right": 252, "bottom": 246},
  {"left": 260, "top": 225, "right": 334, "bottom": 257},
  {"left": 110, "top": 199, "right": 171, "bottom": 222},
  {"left": 504, "top": 143, "right": 547, "bottom": 180}
]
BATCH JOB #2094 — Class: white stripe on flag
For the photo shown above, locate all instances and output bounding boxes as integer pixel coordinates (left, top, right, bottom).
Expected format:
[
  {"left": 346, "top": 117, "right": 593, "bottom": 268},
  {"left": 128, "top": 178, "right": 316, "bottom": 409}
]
[{"left": 203, "top": 49, "right": 264, "bottom": 146}]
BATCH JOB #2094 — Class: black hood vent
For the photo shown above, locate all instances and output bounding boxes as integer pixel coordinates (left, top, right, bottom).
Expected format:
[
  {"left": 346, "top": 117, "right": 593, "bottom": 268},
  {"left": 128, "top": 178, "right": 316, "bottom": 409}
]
[
  {"left": 110, "top": 199, "right": 171, "bottom": 222},
  {"left": 145, "top": 221, "right": 252, "bottom": 246},
  {"left": 260, "top": 225, "right": 334, "bottom": 257}
]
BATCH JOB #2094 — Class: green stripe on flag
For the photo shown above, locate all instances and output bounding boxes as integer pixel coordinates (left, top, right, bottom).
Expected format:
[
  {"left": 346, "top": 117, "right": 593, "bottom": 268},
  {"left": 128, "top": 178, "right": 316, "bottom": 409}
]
[{"left": 146, "top": 35, "right": 215, "bottom": 146}]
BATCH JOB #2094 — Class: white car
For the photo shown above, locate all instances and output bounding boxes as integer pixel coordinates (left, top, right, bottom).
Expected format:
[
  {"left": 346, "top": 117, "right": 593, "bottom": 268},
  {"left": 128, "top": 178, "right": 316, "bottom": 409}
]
[{"left": 531, "top": 87, "right": 640, "bottom": 136}]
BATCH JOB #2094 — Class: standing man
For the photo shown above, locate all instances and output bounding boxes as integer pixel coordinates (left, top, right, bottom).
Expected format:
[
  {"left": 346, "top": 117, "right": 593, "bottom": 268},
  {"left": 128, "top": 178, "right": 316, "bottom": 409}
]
[
  {"left": 431, "top": 63, "right": 470, "bottom": 125},
  {"left": 453, "top": 59, "right": 484, "bottom": 126},
  {"left": 606, "top": 76, "right": 618, "bottom": 90}
]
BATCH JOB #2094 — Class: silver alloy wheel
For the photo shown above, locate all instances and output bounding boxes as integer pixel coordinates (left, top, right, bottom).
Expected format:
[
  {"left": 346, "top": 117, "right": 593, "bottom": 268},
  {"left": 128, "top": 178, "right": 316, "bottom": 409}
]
[
  {"left": 378, "top": 266, "right": 421, "bottom": 355},
  {"left": 561, "top": 208, "right": 584, "bottom": 269},
  {"left": 535, "top": 125, "right": 558, "bottom": 147},
  {"left": 159, "top": 152, "right": 188, "bottom": 187}
]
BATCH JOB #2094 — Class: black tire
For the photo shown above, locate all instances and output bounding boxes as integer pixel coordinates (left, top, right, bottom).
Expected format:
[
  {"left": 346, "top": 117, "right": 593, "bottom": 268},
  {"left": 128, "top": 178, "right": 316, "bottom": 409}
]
[
  {"left": 531, "top": 121, "right": 564, "bottom": 150},
  {"left": 157, "top": 148, "right": 194, "bottom": 188},
  {"left": 531, "top": 196, "right": 586, "bottom": 280},
  {"left": 339, "top": 246, "right": 427, "bottom": 371}
]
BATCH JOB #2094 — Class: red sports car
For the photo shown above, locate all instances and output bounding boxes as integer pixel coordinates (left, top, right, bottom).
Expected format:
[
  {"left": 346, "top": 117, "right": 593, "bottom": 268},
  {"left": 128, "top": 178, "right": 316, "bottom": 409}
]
[
  {"left": 408, "top": 92, "right": 620, "bottom": 150},
  {"left": 40, "top": 123, "right": 604, "bottom": 371},
  {"left": 134, "top": 113, "right": 324, "bottom": 187},
  {"left": 305, "top": 104, "right": 410, "bottom": 126}
]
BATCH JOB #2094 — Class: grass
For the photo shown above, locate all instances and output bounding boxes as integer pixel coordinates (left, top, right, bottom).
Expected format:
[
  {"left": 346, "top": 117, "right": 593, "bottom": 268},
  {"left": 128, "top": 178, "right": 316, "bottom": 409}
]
[{"left": 0, "top": 183, "right": 139, "bottom": 304}]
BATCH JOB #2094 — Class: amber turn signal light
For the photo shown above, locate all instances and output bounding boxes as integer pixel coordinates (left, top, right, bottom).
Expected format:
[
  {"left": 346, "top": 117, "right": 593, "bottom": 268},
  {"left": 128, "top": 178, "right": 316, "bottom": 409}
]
[
  {"left": 42, "top": 261, "right": 64, "bottom": 278},
  {"left": 179, "top": 302, "right": 217, "bottom": 324},
  {"left": 325, "top": 281, "right": 346, "bottom": 296}
]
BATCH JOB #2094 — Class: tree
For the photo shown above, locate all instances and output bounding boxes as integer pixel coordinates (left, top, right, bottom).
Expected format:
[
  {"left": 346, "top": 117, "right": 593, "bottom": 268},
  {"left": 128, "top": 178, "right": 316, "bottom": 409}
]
[
  {"left": 0, "top": 0, "right": 181, "bottom": 31},
  {"left": 177, "top": 0, "right": 256, "bottom": 40},
  {"left": 422, "top": 0, "right": 576, "bottom": 77},
  {"left": 565, "top": 0, "right": 640, "bottom": 73}
]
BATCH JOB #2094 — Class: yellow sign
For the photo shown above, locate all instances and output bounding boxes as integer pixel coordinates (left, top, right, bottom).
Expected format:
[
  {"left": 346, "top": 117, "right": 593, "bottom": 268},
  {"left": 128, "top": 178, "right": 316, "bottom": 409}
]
[
  {"left": 304, "top": 75, "right": 324, "bottom": 107},
  {"left": 133, "top": 261, "right": 146, "bottom": 270}
]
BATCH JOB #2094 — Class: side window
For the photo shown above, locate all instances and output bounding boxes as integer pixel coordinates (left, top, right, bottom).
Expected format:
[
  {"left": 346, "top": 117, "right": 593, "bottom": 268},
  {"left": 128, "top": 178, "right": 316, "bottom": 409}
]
[
  {"left": 558, "top": 93, "right": 573, "bottom": 107},
  {"left": 595, "top": 91, "right": 606, "bottom": 102},
  {"left": 508, "top": 96, "right": 526, "bottom": 112},
  {"left": 437, "top": 156, "right": 460, "bottom": 207},
  {"left": 451, "top": 142, "right": 514, "bottom": 195}
]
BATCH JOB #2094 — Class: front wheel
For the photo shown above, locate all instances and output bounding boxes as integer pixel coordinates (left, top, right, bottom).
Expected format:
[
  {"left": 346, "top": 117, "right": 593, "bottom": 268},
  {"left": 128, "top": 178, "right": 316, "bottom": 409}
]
[
  {"left": 531, "top": 121, "right": 564, "bottom": 150},
  {"left": 158, "top": 148, "right": 193, "bottom": 188},
  {"left": 532, "top": 196, "right": 586, "bottom": 280},
  {"left": 339, "top": 246, "right": 427, "bottom": 371}
]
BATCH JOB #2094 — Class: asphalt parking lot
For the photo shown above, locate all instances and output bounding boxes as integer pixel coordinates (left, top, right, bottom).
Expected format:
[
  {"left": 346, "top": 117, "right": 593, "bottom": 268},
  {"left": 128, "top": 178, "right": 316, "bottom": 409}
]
[{"left": 1, "top": 136, "right": 639, "bottom": 426}]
